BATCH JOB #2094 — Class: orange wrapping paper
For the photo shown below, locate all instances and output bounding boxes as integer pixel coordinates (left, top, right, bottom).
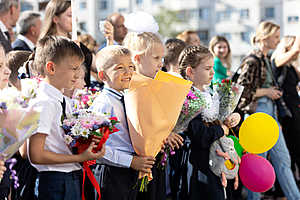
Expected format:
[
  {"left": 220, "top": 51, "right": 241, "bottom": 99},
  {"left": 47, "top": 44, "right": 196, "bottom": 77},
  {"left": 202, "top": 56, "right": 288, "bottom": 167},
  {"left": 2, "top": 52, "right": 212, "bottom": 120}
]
[{"left": 124, "top": 71, "right": 192, "bottom": 180}]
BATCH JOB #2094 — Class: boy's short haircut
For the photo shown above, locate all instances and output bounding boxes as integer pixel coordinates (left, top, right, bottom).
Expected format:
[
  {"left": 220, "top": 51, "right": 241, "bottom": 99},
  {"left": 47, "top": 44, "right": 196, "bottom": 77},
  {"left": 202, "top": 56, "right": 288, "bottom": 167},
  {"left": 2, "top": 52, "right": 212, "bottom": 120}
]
[
  {"left": 123, "top": 32, "right": 162, "bottom": 56},
  {"left": 95, "top": 45, "right": 131, "bottom": 72},
  {"left": 164, "top": 38, "right": 186, "bottom": 66},
  {"left": 6, "top": 50, "right": 31, "bottom": 86},
  {"left": 33, "top": 36, "right": 84, "bottom": 76}
]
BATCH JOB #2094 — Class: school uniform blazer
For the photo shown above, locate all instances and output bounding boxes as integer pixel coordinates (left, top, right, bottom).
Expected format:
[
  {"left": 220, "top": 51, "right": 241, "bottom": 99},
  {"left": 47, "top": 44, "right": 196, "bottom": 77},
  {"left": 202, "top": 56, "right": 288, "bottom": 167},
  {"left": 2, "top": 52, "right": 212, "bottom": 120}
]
[
  {"left": 0, "top": 30, "right": 12, "bottom": 53},
  {"left": 187, "top": 114, "right": 224, "bottom": 174},
  {"left": 12, "top": 38, "right": 32, "bottom": 52}
]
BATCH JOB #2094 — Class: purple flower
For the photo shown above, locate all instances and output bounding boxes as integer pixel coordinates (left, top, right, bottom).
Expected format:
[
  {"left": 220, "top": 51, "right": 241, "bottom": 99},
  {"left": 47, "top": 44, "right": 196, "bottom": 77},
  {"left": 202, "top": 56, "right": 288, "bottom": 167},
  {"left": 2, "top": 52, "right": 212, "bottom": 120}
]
[
  {"left": 0, "top": 102, "right": 7, "bottom": 109},
  {"left": 187, "top": 91, "right": 198, "bottom": 100}
]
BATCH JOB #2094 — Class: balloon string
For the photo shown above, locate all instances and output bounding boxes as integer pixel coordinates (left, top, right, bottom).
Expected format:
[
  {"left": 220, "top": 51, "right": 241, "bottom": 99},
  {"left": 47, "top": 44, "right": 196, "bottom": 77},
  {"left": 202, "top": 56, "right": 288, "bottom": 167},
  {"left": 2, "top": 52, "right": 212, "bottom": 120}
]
[{"left": 230, "top": 128, "right": 238, "bottom": 138}]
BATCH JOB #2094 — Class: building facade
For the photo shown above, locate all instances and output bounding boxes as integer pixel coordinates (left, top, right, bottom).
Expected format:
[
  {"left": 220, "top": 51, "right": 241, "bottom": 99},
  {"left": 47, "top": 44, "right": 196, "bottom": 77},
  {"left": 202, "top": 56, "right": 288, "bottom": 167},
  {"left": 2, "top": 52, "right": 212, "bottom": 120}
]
[{"left": 22, "top": 0, "right": 294, "bottom": 71}]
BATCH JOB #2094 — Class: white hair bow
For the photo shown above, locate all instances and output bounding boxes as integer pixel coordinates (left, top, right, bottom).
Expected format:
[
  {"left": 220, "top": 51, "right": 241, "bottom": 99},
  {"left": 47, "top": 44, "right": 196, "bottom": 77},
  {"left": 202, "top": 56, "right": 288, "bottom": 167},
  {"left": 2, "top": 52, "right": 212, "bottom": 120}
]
[{"left": 124, "top": 11, "right": 159, "bottom": 34}]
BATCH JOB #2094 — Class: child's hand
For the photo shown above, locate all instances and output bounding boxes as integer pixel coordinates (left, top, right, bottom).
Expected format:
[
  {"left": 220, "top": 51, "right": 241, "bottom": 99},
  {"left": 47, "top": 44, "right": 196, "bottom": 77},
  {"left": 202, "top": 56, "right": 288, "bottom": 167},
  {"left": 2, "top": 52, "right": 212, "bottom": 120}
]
[
  {"left": 80, "top": 142, "right": 106, "bottom": 161},
  {"left": 0, "top": 160, "right": 6, "bottom": 180},
  {"left": 130, "top": 156, "right": 155, "bottom": 173},
  {"left": 165, "top": 132, "right": 184, "bottom": 150},
  {"left": 224, "top": 113, "right": 241, "bottom": 128}
]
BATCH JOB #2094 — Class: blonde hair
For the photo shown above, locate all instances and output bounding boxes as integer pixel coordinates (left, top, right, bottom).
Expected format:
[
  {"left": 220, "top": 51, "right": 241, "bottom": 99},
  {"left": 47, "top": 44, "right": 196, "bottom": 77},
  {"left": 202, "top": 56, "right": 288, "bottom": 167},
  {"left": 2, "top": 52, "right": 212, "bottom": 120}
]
[
  {"left": 96, "top": 45, "right": 131, "bottom": 72},
  {"left": 271, "top": 36, "right": 299, "bottom": 66},
  {"left": 252, "top": 21, "right": 280, "bottom": 46},
  {"left": 209, "top": 35, "right": 232, "bottom": 69},
  {"left": 123, "top": 32, "right": 163, "bottom": 56},
  {"left": 39, "top": 0, "right": 71, "bottom": 40},
  {"left": 176, "top": 30, "right": 197, "bottom": 45}
]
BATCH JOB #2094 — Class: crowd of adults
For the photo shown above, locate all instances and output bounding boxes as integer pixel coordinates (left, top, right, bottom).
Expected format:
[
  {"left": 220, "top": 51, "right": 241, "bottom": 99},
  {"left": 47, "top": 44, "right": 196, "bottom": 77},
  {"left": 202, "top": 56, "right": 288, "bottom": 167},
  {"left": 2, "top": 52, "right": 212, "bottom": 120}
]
[{"left": 0, "top": 0, "right": 299, "bottom": 200}]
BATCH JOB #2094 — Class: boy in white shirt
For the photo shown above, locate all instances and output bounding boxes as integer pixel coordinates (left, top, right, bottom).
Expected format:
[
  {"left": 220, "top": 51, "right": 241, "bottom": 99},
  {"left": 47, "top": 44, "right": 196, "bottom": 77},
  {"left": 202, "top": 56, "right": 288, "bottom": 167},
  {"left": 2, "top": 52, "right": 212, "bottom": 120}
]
[
  {"left": 28, "top": 36, "right": 105, "bottom": 200},
  {"left": 91, "top": 45, "right": 155, "bottom": 200}
]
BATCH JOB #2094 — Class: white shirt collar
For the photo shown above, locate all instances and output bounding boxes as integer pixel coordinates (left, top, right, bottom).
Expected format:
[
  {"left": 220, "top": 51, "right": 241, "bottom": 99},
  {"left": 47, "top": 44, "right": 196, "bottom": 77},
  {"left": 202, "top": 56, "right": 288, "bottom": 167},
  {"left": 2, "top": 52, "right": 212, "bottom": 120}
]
[
  {"left": 17, "top": 34, "right": 35, "bottom": 51},
  {"left": 39, "top": 81, "right": 64, "bottom": 103},
  {"left": 0, "top": 20, "right": 9, "bottom": 40},
  {"left": 103, "top": 86, "right": 123, "bottom": 100},
  {"left": 0, "top": 20, "right": 8, "bottom": 33}
]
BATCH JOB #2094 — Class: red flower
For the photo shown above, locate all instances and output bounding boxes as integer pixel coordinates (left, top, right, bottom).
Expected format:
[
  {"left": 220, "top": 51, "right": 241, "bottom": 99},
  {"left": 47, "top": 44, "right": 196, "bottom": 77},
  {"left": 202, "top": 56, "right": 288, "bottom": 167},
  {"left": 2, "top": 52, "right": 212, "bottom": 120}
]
[{"left": 222, "top": 79, "right": 226, "bottom": 83}]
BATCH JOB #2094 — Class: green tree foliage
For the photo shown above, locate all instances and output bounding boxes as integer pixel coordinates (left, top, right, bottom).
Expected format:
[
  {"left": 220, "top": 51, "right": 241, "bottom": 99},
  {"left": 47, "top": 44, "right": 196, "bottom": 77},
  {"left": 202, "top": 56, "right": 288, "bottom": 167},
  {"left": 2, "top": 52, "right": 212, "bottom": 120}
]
[{"left": 154, "top": 7, "right": 181, "bottom": 38}]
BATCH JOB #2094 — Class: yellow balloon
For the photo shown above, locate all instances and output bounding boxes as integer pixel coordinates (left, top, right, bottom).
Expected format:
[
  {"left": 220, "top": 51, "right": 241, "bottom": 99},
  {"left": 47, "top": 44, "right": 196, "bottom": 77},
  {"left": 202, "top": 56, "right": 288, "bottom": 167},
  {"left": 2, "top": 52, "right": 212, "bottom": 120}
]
[{"left": 239, "top": 112, "right": 279, "bottom": 154}]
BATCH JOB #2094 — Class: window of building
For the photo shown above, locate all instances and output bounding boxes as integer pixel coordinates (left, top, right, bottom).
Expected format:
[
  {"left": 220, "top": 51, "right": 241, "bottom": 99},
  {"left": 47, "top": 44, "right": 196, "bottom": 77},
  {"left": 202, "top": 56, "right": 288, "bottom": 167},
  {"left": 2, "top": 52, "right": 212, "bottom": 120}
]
[
  {"left": 177, "top": 10, "right": 187, "bottom": 21},
  {"left": 241, "top": 32, "right": 250, "bottom": 43},
  {"left": 265, "top": 7, "right": 275, "bottom": 18},
  {"left": 79, "top": 1, "right": 87, "bottom": 10},
  {"left": 199, "top": 8, "right": 209, "bottom": 20},
  {"left": 79, "top": 22, "right": 87, "bottom": 32},
  {"left": 198, "top": 30, "right": 209, "bottom": 42},
  {"left": 288, "top": 16, "right": 299, "bottom": 23},
  {"left": 118, "top": 8, "right": 127, "bottom": 13},
  {"left": 99, "top": 0, "right": 108, "bottom": 10},
  {"left": 221, "top": 33, "right": 231, "bottom": 41},
  {"left": 217, "top": 10, "right": 231, "bottom": 21},
  {"left": 190, "top": 9, "right": 198, "bottom": 19},
  {"left": 240, "top": 9, "right": 249, "bottom": 19},
  {"left": 21, "top": 2, "right": 33, "bottom": 11},
  {"left": 136, "top": 0, "right": 143, "bottom": 5}
]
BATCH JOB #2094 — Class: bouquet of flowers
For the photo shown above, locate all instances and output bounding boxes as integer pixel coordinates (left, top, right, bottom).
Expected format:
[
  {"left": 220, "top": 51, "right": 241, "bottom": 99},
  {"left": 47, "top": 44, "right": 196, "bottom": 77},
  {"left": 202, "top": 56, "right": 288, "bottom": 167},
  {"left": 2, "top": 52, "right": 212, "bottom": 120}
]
[
  {"left": 72, "top": 88, "right": 100, "bottom": 109},
  {"left": 0, "top": 87, "right": 41, "bottom": 161},
  {"left": 172, "top": 86, "right": 207, "bottom": 133},
  {"left": 213, "top": 79, "right": 244, "bottom": 122},
  {"left": 61, "top": 109, "right": 119, "bottom": 200},
  {"left": 62, "top": 109, "right": 119, "bottom": 154}
]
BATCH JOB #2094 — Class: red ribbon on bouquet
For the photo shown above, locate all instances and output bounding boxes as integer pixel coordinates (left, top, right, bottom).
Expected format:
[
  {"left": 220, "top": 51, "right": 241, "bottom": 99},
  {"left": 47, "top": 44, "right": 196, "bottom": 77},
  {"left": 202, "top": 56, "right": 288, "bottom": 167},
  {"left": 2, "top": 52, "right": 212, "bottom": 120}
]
[
  {"left": 76, "top": 121, "right": 119, "bottom": 200},
  {"left": 82, "top": 161, "right": 101, "bottom": 200}
]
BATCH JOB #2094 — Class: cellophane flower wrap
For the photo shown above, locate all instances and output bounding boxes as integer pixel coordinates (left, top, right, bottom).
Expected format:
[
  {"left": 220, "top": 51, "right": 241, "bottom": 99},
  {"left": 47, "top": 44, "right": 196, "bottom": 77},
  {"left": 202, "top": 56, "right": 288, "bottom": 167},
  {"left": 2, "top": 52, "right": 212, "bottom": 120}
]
[
  {"left": 213, "top": 79, "right": 244, "bottom": 122},
  {"left": 72, "top": 88, "right": 101, "bottom": 109},
  {"left": 173, "top": 86, "right": 207, "bottom": 133},
  {"left": 0, "top": 84, "right": 41, "bottom": 161},
  {"left": 61, "top": 109, "right": 119, "bottom": 200},
  {"left": 0, "top": 85, "right": 41, "bottom": 189}
]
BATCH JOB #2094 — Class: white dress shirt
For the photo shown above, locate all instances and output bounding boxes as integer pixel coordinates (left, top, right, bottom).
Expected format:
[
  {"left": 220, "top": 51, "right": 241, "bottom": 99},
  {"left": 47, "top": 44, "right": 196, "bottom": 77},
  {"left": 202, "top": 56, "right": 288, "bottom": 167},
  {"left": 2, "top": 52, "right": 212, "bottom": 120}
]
[
  {"left": 0, "top": 20, "right": 9, "bottom": 40},
  {"left": 90, "top": 86, "right": 135, "bottom": 168},
  {"left": 28, "top": 81, "right": 81, "bottom": 172}
]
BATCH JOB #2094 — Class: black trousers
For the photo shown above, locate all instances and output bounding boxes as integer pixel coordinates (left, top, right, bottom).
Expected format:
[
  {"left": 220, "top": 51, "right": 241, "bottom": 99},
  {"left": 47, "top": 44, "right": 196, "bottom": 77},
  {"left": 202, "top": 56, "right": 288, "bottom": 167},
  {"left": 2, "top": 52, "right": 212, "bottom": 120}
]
[
  {"left": 97, "top": 165, "right": 139, "bottom": 200},
  {"left": 281, "top": 106, "right": 300, "bottom": 169},
  {"left": 189, "top": 168, "right": 236, "bottom": 200}
]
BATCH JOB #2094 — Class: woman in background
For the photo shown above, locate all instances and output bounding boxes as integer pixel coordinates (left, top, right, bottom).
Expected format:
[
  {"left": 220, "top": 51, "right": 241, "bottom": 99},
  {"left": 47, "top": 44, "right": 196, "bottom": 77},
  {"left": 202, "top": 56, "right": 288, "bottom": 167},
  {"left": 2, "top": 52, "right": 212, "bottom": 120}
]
[{"left": 209, "top": 36, "right": 232, "bottom": 84}]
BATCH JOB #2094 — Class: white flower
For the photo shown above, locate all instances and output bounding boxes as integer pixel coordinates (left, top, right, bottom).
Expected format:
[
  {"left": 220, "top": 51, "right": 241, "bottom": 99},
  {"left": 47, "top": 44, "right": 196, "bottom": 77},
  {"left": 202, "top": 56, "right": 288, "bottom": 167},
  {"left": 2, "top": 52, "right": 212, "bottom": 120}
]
[
  {"left": 0, "top": 87, "right": 22, "bottom": 109},
  {"left": 64, "top": 135, "right": 73, "bottom": 145}
]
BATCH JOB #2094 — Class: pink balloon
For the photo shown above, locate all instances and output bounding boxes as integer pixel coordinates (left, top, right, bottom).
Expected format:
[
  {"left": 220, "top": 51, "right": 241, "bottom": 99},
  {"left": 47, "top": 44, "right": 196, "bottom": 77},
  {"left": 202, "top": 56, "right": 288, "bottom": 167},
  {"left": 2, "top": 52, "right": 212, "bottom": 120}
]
[{"left": 239, "top": 154, "right": 276, "bottom": 193}]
